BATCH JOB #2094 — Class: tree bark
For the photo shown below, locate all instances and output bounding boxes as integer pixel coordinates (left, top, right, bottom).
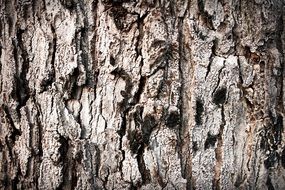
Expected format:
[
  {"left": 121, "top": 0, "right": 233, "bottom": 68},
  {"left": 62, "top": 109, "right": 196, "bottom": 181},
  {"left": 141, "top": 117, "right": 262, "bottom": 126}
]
[{"left": 0, "top": 0, "right": 284, "bottom": 189}]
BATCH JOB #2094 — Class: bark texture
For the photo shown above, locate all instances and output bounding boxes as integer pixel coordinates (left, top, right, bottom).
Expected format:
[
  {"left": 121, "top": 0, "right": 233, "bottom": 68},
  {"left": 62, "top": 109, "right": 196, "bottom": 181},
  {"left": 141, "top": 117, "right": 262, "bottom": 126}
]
[{"left": 0, "top": 0, "right": 285, "bottom": 189}]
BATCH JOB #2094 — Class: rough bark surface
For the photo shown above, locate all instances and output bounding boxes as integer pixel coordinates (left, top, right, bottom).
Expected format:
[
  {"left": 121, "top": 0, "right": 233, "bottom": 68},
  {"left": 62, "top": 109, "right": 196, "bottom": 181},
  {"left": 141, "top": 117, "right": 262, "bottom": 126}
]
[{"left": 0, "top": 0, "right": 285, "bottom": 189}]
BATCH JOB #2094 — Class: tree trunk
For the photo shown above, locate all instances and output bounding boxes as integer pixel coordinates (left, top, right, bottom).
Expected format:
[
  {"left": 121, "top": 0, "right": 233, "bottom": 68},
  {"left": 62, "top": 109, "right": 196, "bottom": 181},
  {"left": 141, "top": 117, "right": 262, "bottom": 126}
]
[{"left": 0, "top": 0, "right": 284, "bottom": 189}]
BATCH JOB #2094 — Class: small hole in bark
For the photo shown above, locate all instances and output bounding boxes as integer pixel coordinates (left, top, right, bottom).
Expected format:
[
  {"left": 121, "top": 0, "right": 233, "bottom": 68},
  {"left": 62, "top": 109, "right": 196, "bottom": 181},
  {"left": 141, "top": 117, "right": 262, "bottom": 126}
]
[
  {"left": 120, "top": 90, "right": 128, "bottom": 98},
  {"left": 109, "top": 6, "right": 128, "bottom": 31},
  {"left": 165, "top": 111, "right": 180, "bottom": 128},
  {"left": 193, "top": 141, "right": 199, "bottom": 152},
  {"left": 234, "top": 174, "right": 243, "bottom": 187},
  {"left": 244, "top": 46, "right": 251, "bottom": 58},
  {"left": 60, "top": 0, "right": 76, "bottom": 10},
  {"left": 71, "top": 85, "right": 82, "bottom": 100},
  {"left": 213, "top": 88, "right": 227, "bottom": 105},
  {"left": 110, "top": 56, "right": 116, "bottom": 66},
  {"left": 204, "top": 132, "right": 218, "bottom": 150},
  {"left": 195, "top": 99, "right": 204, "bottom": 125},
  {"left": 259, "top": 61, "right": 265, "bottom": 66},
  {"left": 40, "top": 72, "right": 55, "bottom": 92},
  {"left": 259, "top": 61, "right": 265, "bottom": 72},
  {"left": 75, "top": 150, "right": 83, "bottom": 162},
  {"left": 251, "top": 53, "right": 260, "bottom": 63},
  {"left": 102, "top": 0, "right": 129, "bottom": 5},
  {"left": 264, "top": 151, "right": 278, "bottom": 169}
]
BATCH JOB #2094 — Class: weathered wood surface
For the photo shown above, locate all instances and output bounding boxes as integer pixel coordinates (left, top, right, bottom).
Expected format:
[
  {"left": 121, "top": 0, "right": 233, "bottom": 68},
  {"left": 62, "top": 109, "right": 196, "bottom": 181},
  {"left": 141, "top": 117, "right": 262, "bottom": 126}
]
[{"left": 0, "top": 0, "right": 284, "bottom": 189}]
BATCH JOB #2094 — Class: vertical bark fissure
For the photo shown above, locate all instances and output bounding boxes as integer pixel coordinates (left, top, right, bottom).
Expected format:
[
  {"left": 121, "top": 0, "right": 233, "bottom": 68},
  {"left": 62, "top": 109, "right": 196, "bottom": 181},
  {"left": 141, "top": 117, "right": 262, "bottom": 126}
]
[
  {"left": 25, "top": 106, "right": 33, "bottom": 178},
  {"left": 205, "top": 40, "right": 217, "bottom": 80},
  {"left": 56, "top": 136, "right": 71, "bottom": 190},
  {"left": 77, "top": 1, "right": 89, "bottom": 85},
  {"left": 266, "top": 175, "right": 275, "bottom": 190},
  {"left": 16, "top": 29, "right": 30, "bottom": 111},
  {"left": 91, "top": 1, "right": 99, "bottom": 97},
  {"left": 136, "top": 145, "right": 150, "bottom": 185},
  {"left": 211, "top": 62, "right": 225, "bottom": 98},
  {"left": 197, "top": 0, "right": 214, "bottom": 30},
  {"left": 3, "top": 105, "right": 21, "bottom": 151},
  {"left": 85, "top": 143, "right": 96, "bottom": 189},
  {"left": 94, "top": 145, "right": 101, "bottom": 178},
  {"left": 177, "top": 15, "right": 187, "bottom": 183},
  {"left": 102, "top": 168, "right": 110, "bottom": 190},
  {"left": 33, "top": 97, "right": 43, "bottom": 189},
  {"left": 213, "top": 105, "right": 225, "bottom": 190},
  {"left": 50, "top": 24, "right": 57, "bottom": 85},
  {"left": 276, "top": 15, "right": 284, "bottom": 114},
  {"left": 118, "top": 113, "right": 126, "bottom": 177},
  {"left": 1, "top": 157, "right": 8, "bottom": 188},
  {"left": 133, "top": 11, "right": 147, "bottom": 105},
  {"left": 11, "top": 165, "right": 20, "bottom": 190},
  {"left": 41, "top": 24, "right": 57, "bottom": 92},
  {"left": 129, "top": 11, "right": 151, "bottom": 185},
  {"left": 2, "top": 104, "right": 21, "bottom": 188},
  {"left": 14, "top": 28, "right": 30, "bottom": 114},
  {"left": 0, "top": 44, "right": 2, "bottom": 87},
  {"left": 254, "top": 143, "right": 262, "bottom": 189},
  {"left": 71, "top": 158, "right": 78, "bottom": 190},
  {"left": 111, "top": 69, "right": 133, "bottom": 179}
]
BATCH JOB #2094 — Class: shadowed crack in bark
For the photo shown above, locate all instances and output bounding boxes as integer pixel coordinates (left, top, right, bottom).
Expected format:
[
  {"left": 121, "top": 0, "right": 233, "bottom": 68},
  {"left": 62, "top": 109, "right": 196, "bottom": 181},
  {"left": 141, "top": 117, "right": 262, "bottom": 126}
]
[
  {"left": 40, "top": 25, "right": 56, "bottom": 92},
  {"left": 213, "top": 105, "right": 226, "bottom": 190},
  {"left": 12, "top": 29, "right": 31, "bottom": 116}
]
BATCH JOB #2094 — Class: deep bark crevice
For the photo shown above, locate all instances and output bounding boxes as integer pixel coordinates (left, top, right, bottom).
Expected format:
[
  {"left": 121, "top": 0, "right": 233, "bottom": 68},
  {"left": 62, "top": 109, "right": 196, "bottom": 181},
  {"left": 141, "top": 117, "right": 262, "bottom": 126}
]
[
  {"left": 40, "top": 25, "right": 56, "bottom": 92},
  {"left": 132, "top": 76, "right": 146, "bottom": 106},
  {"left": 197, "top": 0, "right": 214, "bottom": 30},
  {"left": 118, "top": 114, "right": 126, "bottom": 176},
  {"left": 11, "top": 28, "right": 31, "bottom": 116},
  {"left": 266, "top": 176, "right": 275, "bottom": 190},
  {"left": 136, "top": 145, "right": 151, "bottom": 185},
  {"left": 3, "top": 105, "right": 21, "bottom": 143},
  {"left": 56, "top": 136, "right": 76, "bottom": 190},
  {"left": 11, "top": 166, "right": 20, "bottom": 190}
]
